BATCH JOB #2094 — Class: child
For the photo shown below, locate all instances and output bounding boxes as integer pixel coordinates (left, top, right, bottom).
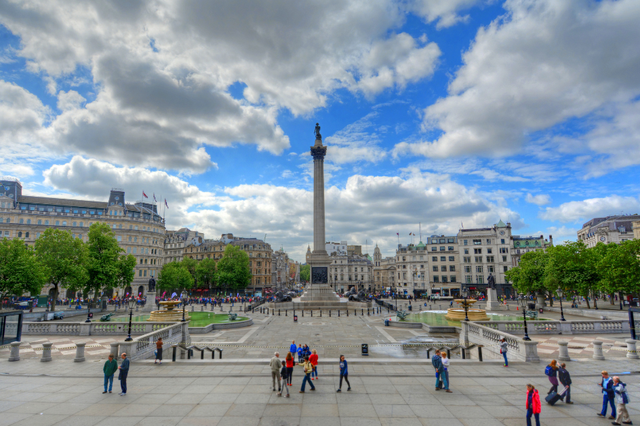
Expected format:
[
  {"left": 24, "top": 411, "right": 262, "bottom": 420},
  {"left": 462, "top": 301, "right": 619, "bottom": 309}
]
[{"left": 526, "top": 384, "right": 541, "bottom": 426}]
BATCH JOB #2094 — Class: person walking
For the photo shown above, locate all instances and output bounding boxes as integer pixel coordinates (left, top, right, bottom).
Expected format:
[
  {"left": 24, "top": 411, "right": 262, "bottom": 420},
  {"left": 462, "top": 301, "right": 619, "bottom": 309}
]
[
  {"left": 545, "top": 360, "right": 559, "bottom": 395},
  {"left": 290, "top": 340, "right": 296, "bottom": 357},
  {"left": 598, "top": 370, "right": 617, "bottom": 419},
  {"left": 611, "top": 376, "right": 632, "bottom": 425},
  {"left": 270, "top": 352, "right": 282, "bottom": 392},
  {"left": 558, "top": 363, "right": 573, "bottom": 404},
  {"left": 155, "top": 337, "right": 163, "bottom": 364},
  {"left": 297, "top": 344, "right": 304, "bottom": 363},
  {"left": 285, "top": 352, "right": 294, "bottom": 386},
  {"left": 526, "top": 384, "right": 541, "bottom": 426},
  {"left": 102, "top": 354, "right": 118, "bottom": 394},
  {"left": 299, "top": 356, "right": 316, "bottom": 393},
  {"left": 309, "top": 349, "right": 319, "bottom": 380},
  {"left": 500, "top": 338, "right": 509, "bottom": 367},
  {"left": 277, "top": 359, "right": 290, "bottom": 398},
  {"left": 118, "top": 353, "right": 130, "bottom": 396},
  {"left": 336, "top": 355, "right": 350, "bottom": 392},
  {"left": 441, "top": 352, "right": 452, "bottom": 393},
  {"left": 431, "top": 349, "right": 444, "bottom": 391}
]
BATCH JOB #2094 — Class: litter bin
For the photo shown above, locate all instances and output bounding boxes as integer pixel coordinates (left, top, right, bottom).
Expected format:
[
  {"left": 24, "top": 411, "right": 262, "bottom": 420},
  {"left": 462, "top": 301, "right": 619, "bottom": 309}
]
[
  {"left": 528, "top": 302, "right": 536, "bottom": 310},
  {"left": 294, "top": 314, "right": 298, "bottom": 322},
  {"left": 361, "top": 343, "right": 369, "bottom": 356},
  {"left": 384, "top": 319, "right": 390, "bottom": 326}
]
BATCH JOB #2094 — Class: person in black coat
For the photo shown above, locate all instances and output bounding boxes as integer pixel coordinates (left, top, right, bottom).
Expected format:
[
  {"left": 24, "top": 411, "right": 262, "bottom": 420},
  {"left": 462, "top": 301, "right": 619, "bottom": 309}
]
[{"left": 558, "top": 363, "right": 573, "bottom": 404}]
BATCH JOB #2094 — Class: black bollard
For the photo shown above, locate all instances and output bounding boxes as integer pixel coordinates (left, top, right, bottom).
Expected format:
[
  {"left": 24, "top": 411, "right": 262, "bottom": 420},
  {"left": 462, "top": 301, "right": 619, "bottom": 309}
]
[
  {"left": 286, "top": 310, "right": 288, "bottom": 316},
  {"left": 311, "top": 310, "right": 313, "bottom": 317},
  {"left": 346, "top": 309, "right": 348, "bottom": 317},
  {"left": 362, "top": 309, "right": 364, "bottom": 316},
  {"left": 320, "top": 310, "right": 322, "bottom": 317},
  {"left": 279, "top": 309, "right": 281, "bottom": 316},
  {"left": 272, "top": 309, "right": 275, "bottom": 315},
  {"left": 302, "top": 310, "right": 304, "bottom": 317},
  {"left": 338, "top": 310, "right": 340, "bottom": 317},
  {"left": 329, "top": 310, "right": 331, "bottom": 317},
  {"left": 367, "top": 308, "right": 370, "bottom": 316}
]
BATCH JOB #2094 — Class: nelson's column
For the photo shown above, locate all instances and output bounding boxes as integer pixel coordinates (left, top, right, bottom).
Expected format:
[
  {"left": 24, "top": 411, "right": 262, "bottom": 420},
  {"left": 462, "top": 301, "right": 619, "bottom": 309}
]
[{"left": 299, "top": 123, "right": 341, "bottom": 305}]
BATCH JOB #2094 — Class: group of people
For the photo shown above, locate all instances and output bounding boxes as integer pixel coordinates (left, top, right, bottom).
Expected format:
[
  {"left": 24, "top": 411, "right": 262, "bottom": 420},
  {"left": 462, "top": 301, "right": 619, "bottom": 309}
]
[{"left": 267, "top": 340, "right": 351, "bottom": 396}]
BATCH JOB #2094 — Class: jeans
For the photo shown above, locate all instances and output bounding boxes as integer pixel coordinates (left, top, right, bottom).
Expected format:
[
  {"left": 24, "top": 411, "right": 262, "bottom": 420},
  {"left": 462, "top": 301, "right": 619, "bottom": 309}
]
[
  {"left": 339, "top": 374, "right": 350, "bottom": 390},
  {"left": 600, "top": 394, "right": 616, "bottom": 417},
  {"left": 311, "top": 366, "right": 317, "bottom": 378},
  {"left": 301, "top": 373, "right": 315, "bottom": 391},
  {"left": 103, "top": 374, "right": 114, "bottom": 392},
  {"left": 526, "top": 409, "right": 540, "bottom": 426},
  {"left": 279, "top": 376, "right": 289, "bottom": 396},
  {"left": 435, "top": 372, "right": 443, "bottom": 389},
  {"left": 443, "top": 370, "right": 449, "bottom": 390},
  {"left": 502, "top": 352, "right": 508, "bottom": 366},
  {"left": 287, "top": 367, "right": 293, "bottom": 385},
  {"left": 119, "top": 372, "right": 128, "bottom": 394},
  {"left": 562, "top": 386, "right": 570, "bottom": 403}
]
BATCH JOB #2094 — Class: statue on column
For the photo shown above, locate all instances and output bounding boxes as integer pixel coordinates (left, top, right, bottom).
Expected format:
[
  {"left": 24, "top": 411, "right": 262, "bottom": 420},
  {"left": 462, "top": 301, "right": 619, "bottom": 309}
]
[
  {"left": 487, "top": 273, "right": 495, "bottom": 289},
  {"left": 148, "top": 278, "right": 156, "bottom": 292},
  {"left": 314, "top": 122, "right": 321, "bottom": 139}
]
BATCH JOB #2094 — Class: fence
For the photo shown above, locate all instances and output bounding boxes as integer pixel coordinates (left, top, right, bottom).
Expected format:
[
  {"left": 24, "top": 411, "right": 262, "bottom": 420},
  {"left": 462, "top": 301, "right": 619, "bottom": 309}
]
[
  {"left": 17, "top": 321, "right": 175, "bottom": 336},
  {"left": 460, "top": 321, "right": 539, "bottom": 362},
  {"left": 473, "top": 319, "right": 630, "bottom": 335},
  {"left": 117, "top": 322, "right": 188, "bottom": 361}
]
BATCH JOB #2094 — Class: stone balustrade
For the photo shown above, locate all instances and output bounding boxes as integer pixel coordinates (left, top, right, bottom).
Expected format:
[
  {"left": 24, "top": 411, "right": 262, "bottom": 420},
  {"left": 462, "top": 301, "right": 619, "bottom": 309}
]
[
  {"left": 20, "top": 321, "right": 174, "bottom": 336},
  {"left": 473, "top": 319, "right": 630, "bottom": 335},
  {"left": 114, "top": 322, "right": 188, "bottom": 361},
  {"left": 460, "top": 320, "right": 539, "bottom": 362}
]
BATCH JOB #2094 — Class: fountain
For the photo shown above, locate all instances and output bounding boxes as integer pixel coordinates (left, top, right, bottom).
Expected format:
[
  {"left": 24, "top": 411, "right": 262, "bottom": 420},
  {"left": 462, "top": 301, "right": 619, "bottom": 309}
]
[
  {"left": 147, "top": 300, "right": 190, "bottom": 322},
  {"left": 444, "top": 298, "right": 489, "bottom": 321}
]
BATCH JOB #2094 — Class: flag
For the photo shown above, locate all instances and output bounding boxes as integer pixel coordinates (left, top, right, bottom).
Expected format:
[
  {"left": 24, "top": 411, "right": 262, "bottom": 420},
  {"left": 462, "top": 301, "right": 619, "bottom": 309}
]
[
  {"left": 142, "top": 191, "right": 148, "bottom": 198},
  {"left": 153, "top": 193, "right": 157, "bottom": 202},
  {"left": 165, "top": 199, "right": 169, "bottom": 209}
]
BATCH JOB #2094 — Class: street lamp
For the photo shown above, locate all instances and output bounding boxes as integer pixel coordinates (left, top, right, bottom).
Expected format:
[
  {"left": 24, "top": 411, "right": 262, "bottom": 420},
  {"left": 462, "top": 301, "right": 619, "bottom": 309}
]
[
  {"left": 181, "top": 292, "right": 187, "bottom": 322},
  {"left": 462, "top": 287, "right": 470, "bottom": 322},
  {"left": 85, "top": 291, "right": 92, "bottom": 323},
  {"left": 124, "top": 297, "right": 136, "bottom": 341},
  {"left": 557, "top": 288, "right": 566, "bottom": 321},
  {"left": 518, "top": 294, "right": 531, "bottom": 341}
]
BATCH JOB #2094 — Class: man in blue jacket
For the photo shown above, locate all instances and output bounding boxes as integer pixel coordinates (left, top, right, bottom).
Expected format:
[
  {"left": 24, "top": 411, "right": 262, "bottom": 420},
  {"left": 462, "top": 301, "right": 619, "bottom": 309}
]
[
  {"left": 598, "top": 370, "right": 616, "bottom": 419},
  {"left": 118, "top": 352, "right": 130, "bottom": 396},
  {"left": 297, "top": 344, "right": 304, "bottom": 363},
  {"left": 290, "top": 340, "right": 296, "bottom": 356},
  {"left": 431, "top": 350, "right": 444, "bottom": 391}
]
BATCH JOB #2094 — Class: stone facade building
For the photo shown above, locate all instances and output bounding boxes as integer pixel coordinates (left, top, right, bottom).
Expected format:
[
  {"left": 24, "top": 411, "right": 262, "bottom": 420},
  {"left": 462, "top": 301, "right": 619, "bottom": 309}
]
[
  {"left": 634, "top": 221, "right": 640, "bottom": 240},
  {"left": 577, "top": 214, "right": 640, "bottom": 247},
  {"left": 0, "top": 179, "right": 165, "bottom": 298},
  {"left": 182, "top": 233, "right": 272, "bottom": 295},
  {"left": 272, "top": 249, "right": 290, "bottom": 289},
  {"left": 426, "top": 235, "right": 460, "bottom": 297},
  {"left": 328, "top": 253, "right": 373, "bottom": 293},
  {"left": 510, "top": 234, "right": 553, "bottom": 267},
  {"left": 164, "top": 228, "right": 204, "bottom": 264}
]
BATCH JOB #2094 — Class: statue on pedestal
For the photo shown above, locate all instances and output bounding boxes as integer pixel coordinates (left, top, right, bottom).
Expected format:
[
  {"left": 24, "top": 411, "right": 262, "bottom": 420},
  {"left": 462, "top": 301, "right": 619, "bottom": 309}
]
[
  {"left": 487, "top": 273, "right": 495, "bottom": 289},
  {"left": 314, "top": 122, "right": 321, "bottom": 139}
]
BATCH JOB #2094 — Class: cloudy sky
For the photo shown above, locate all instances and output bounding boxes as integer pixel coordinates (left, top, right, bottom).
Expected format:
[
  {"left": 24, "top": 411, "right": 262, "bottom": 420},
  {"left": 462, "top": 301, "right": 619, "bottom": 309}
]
[{"left": 1, "top": 0, "right": 640, "bottom": 262}]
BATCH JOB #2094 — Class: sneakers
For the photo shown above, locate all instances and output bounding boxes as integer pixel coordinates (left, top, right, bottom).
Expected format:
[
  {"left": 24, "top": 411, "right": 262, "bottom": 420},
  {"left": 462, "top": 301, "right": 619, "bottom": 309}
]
[
  {"left": 599, "top": 414, "right": 606, "bottom": 417},
  {"left": 336, "top": 389, "right": 341, "bottom": 393},
  {"left": 119, "top": 393, "right": 125, "bottom": 396},
  {"left": 446, "top": 390, "right": 452, "bottom": 393},
  {"left": 299, "top": 391, "right": 305, "bottom": 393},
  {"left": 310, "top": 388, "right": 315, "bottom": 391},
  {"left": 347, "top": 387, "right": 351, "bottom": 391}
]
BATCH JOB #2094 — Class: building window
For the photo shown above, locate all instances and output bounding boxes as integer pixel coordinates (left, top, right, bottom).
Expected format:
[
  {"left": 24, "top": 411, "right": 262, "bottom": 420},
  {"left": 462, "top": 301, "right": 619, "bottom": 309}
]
[
  {"left": 55, "top": 221, "right": 60, "bottom": 226},
  {"left": 476, "top": 266, "right": 483, "bottom": 273},
  {"left": 465, "top": 275, "right": 472, "bottom": 283},
  {"left": 44, "top": 220, "right": 49, "bottom": 225},
  {"left": 79, "top": 222, "right": 83, "bottom": 227},
  {"left": 488, "top": 266, "right": 495, "bottom": 273},
  {"left": 449, "top": 256, "right": 454, "bottom": 261},
  {"left": 463, "top": 240, "right": 468, "bottom": 246},
  {"left": 440, "top": 266, "right": 446, "bottom": 272},
  {"left": 18, "top": 231, "right": 22, "bottom": 238},
  {"left": 449, "top": 265, "right": 455, "bottom": 271},
  {"left": 477, "top": 275, "right": 484, "bottom": 284},
  {"left": 440, "top": 256, "right": 446, "bottom": 261},
  {"left": 442, "top": 276, "right": 448, "bottom": 283},
  {"left": 463, "top": 257, "right": 471, "bottom": 263},
  {"left": 73, "top": 222, "right": 77, "bottom": 226},
  {"left": 432, "top": 266, "right": 438, "bottom": 272},
  {"left": 431, "top": 247, "right": 437, "bottom": 251},
  {"left": 487, "top": 248, "right": 492, "bottom": 254},
  {"left": 440, "top": 246, "right": 445, "bottom": 251},
  {"left": 450, "top": 275, "right": 456, "bottom": 283},
  {"left": 37, "top": 219, "right": 42, "bottom": 225},
  {"left": 19, "top": 218, "right": 24, "bottom": 224},
  {"left": 502, "top": 256, "right": 507, "bottom": 262},
  {"left": 473, "top": 239, "right": 481, "bottom": 245},
  {"left": 474, "top": 256, "right": 482, "bottom": 263},
  {"left": 474, "top": 248, "right": 482, "bottom": 254},
  {"left": 464, "top": 266, "right": 471, "bottom": 273},
  {"left": 503, "top": 266, "right": 508, "bottom": 273},
  {"left": 448, "top": 246, "right": 454, "bottom": 251},
  {"left": 486, "top": 239, "right": 491, "bottom": 244},
  {"left": 117, "top": 236, "right": 122, "bottom": 242},
  {"left": 487, "top": 256, "right": 494, "bottom": 263},
  {"left": 433, "top": 276, "right": 439, "bottom": 283}
]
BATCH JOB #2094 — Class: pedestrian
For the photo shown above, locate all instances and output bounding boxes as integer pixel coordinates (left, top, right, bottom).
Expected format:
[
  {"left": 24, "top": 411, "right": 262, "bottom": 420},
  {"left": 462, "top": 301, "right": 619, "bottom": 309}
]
[
  {"left": 499, "top": 337, "right": 508, "bottom": 367},
  {"left": 598, "top": 370, "right": 617, "bottom": 419},
  {"left": 611, "top": 376, "right": 632, "bottom": 425},
  {"left": 118, "top": 352, "right": 129, "bottom": 396},
  {"left": 270, "top": 352, "right": 282, "bottom": 392},
  {"left": 525, "top": 384, "right": 541, "bottom": 426},
  {"left": 441, "top": 352, "right": 452, "bottom": 393},
  {"left": 431, "top": 349, "right": 444, "bottom": 391},
  {"left": 545, "top": 359, "right": 559, "bottom": 395},
  {"left": 336, "top": 355, "right": 350, "bottom": 392},
  {"left": 297, "top": 344, "right": 304, "bottom": 363},
  {"left": 285, "top": 352, "right": 294, "bottom": 386},
  {"left": 155, "top": 337, "right": 163, "bottom": 364},
  {"left": 102, "top": 354, "right": 118, "bottom": 394},
  {"left": 309, "top": 349, "right": 319, "bottom": 380},
  {"left": 277, "top": 359, "right": 290, "bottom": 398},
  {"left": 558, "top": 362, "right": 573, "bottom": 404},
  {"left": 299, "top": 356, "right": 316, "bottom": 393}
]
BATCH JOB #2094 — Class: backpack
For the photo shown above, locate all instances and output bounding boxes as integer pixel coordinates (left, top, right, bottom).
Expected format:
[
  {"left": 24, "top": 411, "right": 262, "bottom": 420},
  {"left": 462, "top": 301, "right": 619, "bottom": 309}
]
[{"left": 544, "top": 366, "right": 553, "bottom": 376}]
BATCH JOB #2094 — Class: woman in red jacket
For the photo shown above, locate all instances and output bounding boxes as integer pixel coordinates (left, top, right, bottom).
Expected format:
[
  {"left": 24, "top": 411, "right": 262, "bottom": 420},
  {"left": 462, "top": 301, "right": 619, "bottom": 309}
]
[
  {"left": 526, "top": 384, "right": 541, "bottom": 426},
  {"left": 285, "top": 352, "right": 294, "bottom": 386},
  {"left": 309, "top": 349, "right": 319, "bottom": 380}
]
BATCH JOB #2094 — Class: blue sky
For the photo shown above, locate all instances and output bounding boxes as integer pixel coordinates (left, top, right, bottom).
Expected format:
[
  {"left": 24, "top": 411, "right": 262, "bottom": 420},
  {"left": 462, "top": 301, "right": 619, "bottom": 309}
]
[{"left": 1, "top": 0, "right": 640, "bottom": 262}]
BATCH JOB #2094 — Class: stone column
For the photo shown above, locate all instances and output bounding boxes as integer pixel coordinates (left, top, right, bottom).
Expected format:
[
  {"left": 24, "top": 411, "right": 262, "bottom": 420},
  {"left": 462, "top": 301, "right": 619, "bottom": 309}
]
[
  {"left": 41, "top": 342, "right": 53, "bottom": 362},
  {"left": 592, "top": 340, "right": 605, "bottom": 360},
  {"left": 523, "top": 340, "right": 540, "bottom": 363},
  {"left": 110, "top": 342, "right": 120, "bottom": 358},
  {"left": 74, "top": 342, "right": 86, "bottom": 362},
  {"left": 626, "top": 339, "right": 639, "bottom": 359},
  {"left": 312, "top": 144, "right": 327, "bottom": 253},
  {"left": 8, "top": 342, "right": 21, "bottom": 362},
  {"left": 557, "top": 341, "right": 570, "bottom": 361}
]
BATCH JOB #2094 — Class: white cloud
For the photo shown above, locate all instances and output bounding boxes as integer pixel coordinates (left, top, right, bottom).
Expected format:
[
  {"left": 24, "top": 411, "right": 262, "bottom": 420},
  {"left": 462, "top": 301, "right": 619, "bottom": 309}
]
[
  {"left": 545, "top": 226, "right": 578, "bottom": 243},
  {"left": 409, "top": 0, "right": 482, "bottom": 28},
  {"left": 540, "top": 195, "right": 640, "bottom": 223},
  {"left": 394, "top": 0, "right": 640, "bottom": 162},
  {"left": 525, "top": 193, "right": 551, "bottom": 206},
  {"left": 324, "top": 113, "right": 388, "bottom": 165},
  {"left": 56, "top": 90, "right": 85, "bottom": 112}
]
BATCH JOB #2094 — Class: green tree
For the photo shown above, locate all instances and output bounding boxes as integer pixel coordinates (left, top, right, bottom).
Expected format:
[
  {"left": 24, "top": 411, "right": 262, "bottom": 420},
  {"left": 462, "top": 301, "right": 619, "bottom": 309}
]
[
  {"left": 598, "top": 239, "right": 640, "bottom": 301},
  {"left": 300, "top": 264, "right": 310, "bottom": 283},
  {"left": 157, "top": 261, "right": 194, "bottom": 294},
  {"left": 35, "top": 228, "right": 88, "bottom": 311},
  {"left": 116, "top": 254, "right": 137, "bottom": 293},
  {"left": 85, "top": 223, "right": 125, "bottom": 298},
  {"left": 216, "top": 245, "right": 251, "bottom": 291},
  {"left": 181, "top": 257, "right": 198, "bottom": 282},
  {"left": 505, "top": 250, "right": 550, "bottom": 296},
  {"left": 196, "top": 258, "right": 217, "bottom": 291},
  {"left": 0, "top": 238, "right": 47, "bottom": 306}
]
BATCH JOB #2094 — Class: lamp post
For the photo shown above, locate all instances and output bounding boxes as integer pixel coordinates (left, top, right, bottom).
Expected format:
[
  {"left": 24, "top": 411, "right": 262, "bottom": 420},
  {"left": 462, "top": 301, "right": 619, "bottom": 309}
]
[
  {"left": 85, "top": 291, "right": 92, "bottom": 323},
  {"left": 124, "top": 297, "right": 136, "bottom": 341},
  {"left": 518, "top": 294, "right": 531, "bottom": 341},
  {"left": 557, "top": 288, "right": 566, "bottom": 321},
  {"left": 181, "top": 292, "right": 187, "bottom": 322},
  {"left": 462, "top": 287, "right": 470, "bottom": 322}
]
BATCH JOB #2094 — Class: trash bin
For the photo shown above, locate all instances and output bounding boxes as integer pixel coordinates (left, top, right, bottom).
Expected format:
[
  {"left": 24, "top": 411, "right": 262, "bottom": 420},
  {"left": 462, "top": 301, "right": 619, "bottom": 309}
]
[
  {"left": 294, "top": 314, "right": 298, "bottom": 322},
  {"left": 361, "top": 343, "right": 369, "bottom": 356},
  {"left": 384, "top": 319, "right": 390, "bottom": 326},
  {"left": 539, "top": 308, "right": 544, "bottom": 314},
  {"left": 528, "top": 302, "right": 536, "bottom": 310}
]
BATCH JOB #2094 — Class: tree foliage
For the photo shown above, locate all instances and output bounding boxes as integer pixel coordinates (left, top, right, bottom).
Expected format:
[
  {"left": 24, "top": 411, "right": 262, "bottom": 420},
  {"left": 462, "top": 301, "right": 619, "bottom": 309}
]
[
  {"left": 300, "top": 264, "right": 310, "bottom": 283},
  {"left": 157, "top": 261, "right": 194, "bottom": 293},
  {"left": 0, "top": 238, "right": 46, "bottom": 303},
  {"left": 181, "top": 257, "right": 198, "bottom": 283},
  {"left": 85, "top": 223, "right": 125, "bottom": 297},
  {"left": 598, "top": 239, "right": 640, "bottom": 298},
  {"left": 505, "top": 250, "right": 549, "bottom": 295},
  {"left": 35, "top": 228, "right": 88, "bottom": 311},
  {"left": 195, "top": 258, "right": 217, "bottom": 290},
  {"left": 216, "top": 244, "right": 251, "bottom": 291}
]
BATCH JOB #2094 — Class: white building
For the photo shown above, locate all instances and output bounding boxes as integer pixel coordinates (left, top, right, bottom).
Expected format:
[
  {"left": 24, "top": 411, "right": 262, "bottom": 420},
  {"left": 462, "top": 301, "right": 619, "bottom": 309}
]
[
  {"left": 326, "top": 240, "right": 348, "bottom": 256},
  {"left": 577, "top": 214, "right": 640, "bottom": 248}
]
